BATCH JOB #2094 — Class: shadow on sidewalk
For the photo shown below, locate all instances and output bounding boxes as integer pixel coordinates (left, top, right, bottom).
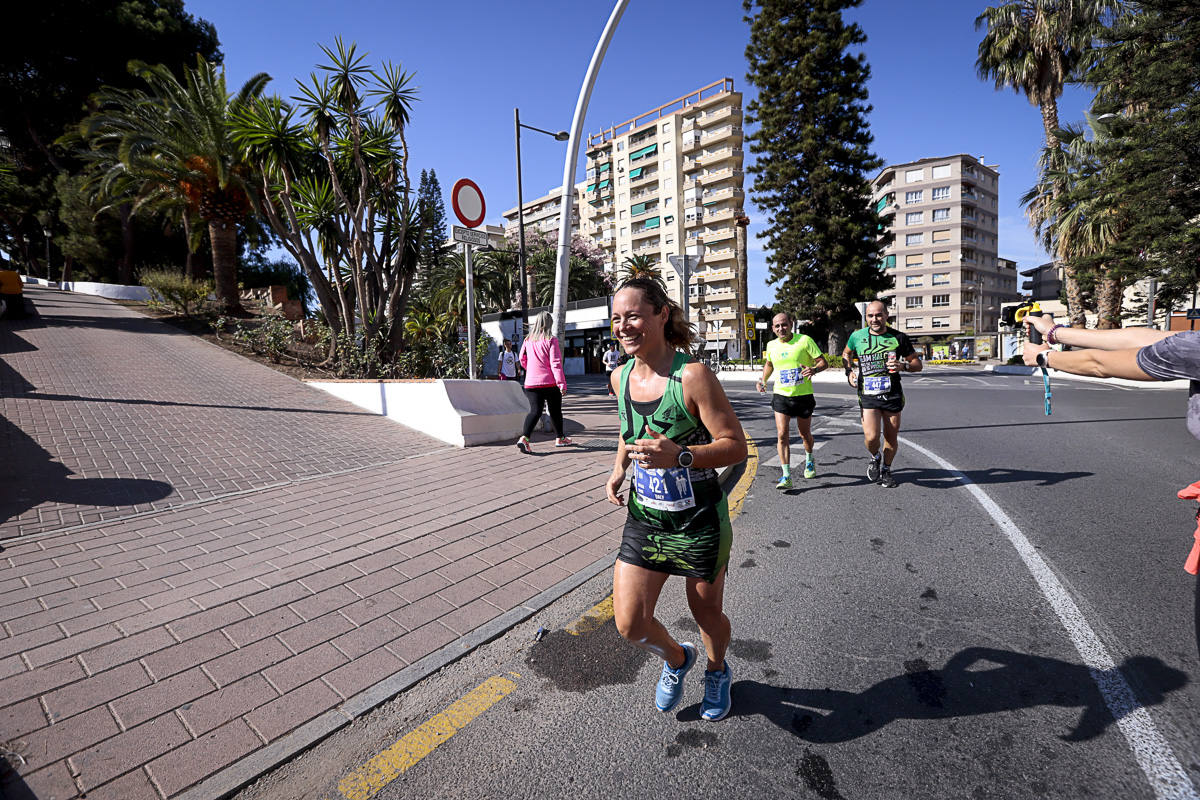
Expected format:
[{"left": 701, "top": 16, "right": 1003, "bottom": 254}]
[
  {"left": 0, "top": 763, "right": 35, "bottom": 800},
  {"left": 683, "top": 647, "right": 1187, "bottom": 743},
  {"left": 0, "top": 417, "right": 173, "bottom": 536}
]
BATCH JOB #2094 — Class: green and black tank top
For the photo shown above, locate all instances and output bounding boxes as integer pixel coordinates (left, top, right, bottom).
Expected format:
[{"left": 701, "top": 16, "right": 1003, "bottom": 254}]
[{"left": 618, "top": 351, "right": 726, "bottom": 534}]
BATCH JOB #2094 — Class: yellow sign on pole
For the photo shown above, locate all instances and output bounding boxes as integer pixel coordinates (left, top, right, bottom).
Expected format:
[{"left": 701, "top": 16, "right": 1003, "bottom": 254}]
[{"left": 743, "top": 313, "right": 755, "bottom": 341}]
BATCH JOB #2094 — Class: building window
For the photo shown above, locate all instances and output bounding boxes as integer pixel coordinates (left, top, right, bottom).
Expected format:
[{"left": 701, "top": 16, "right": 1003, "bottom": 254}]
[
  {"left": 932, "top": 164, "right": 952, "bottom": 179},
  {"left": 932, "top": 272, "right": 950, "bottom": 285},
  {"left": 932, "top": 229, "right": 951, "bottom": 243},
  {"left": 905, "top": 233, "right": 923, "bottom": 246},
  {"left": 906, "top": 296, "right": 923, "bottom": 309},
  {"left": 962, "top": 269, "right": 976, "bottom": 281},
  {"left": 905, "top": 168, "right": 924, "bottom": 183},
  {"left": 932, "top": 294, "right": 950, "bottom": 307},
  {"left": 905, "top": 190, "right": 923, "bottom": 204},
  {"left": 932, "top": 251, "right": 951, "bottom": 265},
  {"left": 932, "top": 208, "right": 950, "bottom": 221},
  {"left": 662, "top": 122, "right": 671, "bottom": 133},
  {"left": 932, "top": 186, "right": 951, "bottom": 201},
  {"left": 905, "top": 275, "right": 923, "bottom": 287},
  {"left": 619, "top": 210, "right": 626, "bottom": 220},
  {"left": 905, "top": 318, "right": 924, "bottom": 329},
  {"left": 617, "top": 142, "right": 624, "bottom": 151},
  {"left": 905, "top": 212, "right": 923, "bottom": 225},
  {"left": 905, "top": 254, "right": 923, "bottom": 267},
  {"left": 931, "top": 316, "right": 950, "bottom": 328}
]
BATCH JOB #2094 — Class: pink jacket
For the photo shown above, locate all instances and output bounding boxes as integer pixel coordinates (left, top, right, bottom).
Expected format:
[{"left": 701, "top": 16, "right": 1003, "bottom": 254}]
[{"left": 520, "top": 336, "right": 566, "bottom": 391}]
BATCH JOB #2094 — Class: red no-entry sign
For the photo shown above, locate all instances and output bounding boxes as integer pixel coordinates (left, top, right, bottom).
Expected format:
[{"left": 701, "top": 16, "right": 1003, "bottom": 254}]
[{"left": 451, "top": 178, "right": 486, "bottom": 229}]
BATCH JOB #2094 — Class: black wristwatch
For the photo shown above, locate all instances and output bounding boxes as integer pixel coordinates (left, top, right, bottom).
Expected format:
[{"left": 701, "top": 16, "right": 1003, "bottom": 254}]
[
  {"left": 676, "top": 447, "right": 694, "bottom": 469},
  {"left": 1036, "top": 350, "right": 1050, "bottom": 369}
]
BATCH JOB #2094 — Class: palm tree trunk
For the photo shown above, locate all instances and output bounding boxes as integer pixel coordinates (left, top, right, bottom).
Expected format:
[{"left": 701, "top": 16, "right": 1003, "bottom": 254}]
[
  {"left": 1041, "top": 98, "right": 1086, "bottom": 328},
  {"left": 183, "top": 212, "right": 195, "bottom": 281},
  {"left": 208, "top": 219, "right": 242, "bottom": 313},
  {"left": 1096, "top": 273, "right": 1123, "bottom": 329},
  {"left": 118, "top": 204, "right": 135, "bottom": 285}
]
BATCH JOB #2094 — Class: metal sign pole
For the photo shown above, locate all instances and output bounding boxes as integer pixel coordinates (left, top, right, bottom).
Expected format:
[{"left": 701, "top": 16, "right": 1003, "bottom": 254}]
[{"left": 465, "top": 243, "right": 477, "bottom": 379}]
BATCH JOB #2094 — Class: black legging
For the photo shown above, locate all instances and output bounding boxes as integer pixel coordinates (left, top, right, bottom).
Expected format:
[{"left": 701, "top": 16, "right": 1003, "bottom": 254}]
[{"left": 522, "top": 386, "right": 564, "bottom": 438}]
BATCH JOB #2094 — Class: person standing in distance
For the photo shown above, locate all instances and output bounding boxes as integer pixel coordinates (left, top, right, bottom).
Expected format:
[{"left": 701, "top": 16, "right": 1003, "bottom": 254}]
[
  {"left": 842, "top": 300, "right": 922, "bottom": 488},
  {"left": 497, "top": 339, "right": 518, "bottom": 381},
  {"left": 603, "top": 341, "right": 621, "bottom": 397},
  {"left": 605, "top": 277, "right": 747, "bottom": 721},
  {"left": 516, "top": 311, "right": 570, "bottom": 453},
  {"left": 756, "top": 312, "right": 827, "bottom": 489}
]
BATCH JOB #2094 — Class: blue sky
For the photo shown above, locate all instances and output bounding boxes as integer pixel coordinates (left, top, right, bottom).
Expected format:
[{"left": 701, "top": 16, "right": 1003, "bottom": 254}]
[{"left": 192, "top": 0, "right": 1095, "bottom": 307}]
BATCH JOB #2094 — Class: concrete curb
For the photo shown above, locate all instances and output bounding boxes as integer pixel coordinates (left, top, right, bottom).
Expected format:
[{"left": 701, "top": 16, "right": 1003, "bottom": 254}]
[
  {"left": 986, "top": 363, "right": 1189, "bottom": 390},
  {"left": 176, "top": 453, "right": 746, "bottom": 800}
]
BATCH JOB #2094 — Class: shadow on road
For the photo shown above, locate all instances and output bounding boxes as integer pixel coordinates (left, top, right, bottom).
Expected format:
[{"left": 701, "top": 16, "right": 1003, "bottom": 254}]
[
  {"left": 901, "top": 465, "right": 1094, "bottom": 488},
  {"left": 0, "top": 416, "right": 174, "bottom": 536},
  {"left": 709, "top": 646, "right": 1187, "bottom": 743}
]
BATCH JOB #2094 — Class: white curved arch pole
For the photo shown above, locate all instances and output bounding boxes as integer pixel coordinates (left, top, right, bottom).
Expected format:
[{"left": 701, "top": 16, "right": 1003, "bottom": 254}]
[{"left": 551, "top": 0, "right": 630, "bottom": 344}]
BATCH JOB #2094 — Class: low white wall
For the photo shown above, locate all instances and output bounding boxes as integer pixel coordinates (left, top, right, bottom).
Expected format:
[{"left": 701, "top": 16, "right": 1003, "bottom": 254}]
[
  {"left": 305, "top": 378, "right": 528, "bottom": 447},
  {"left": 62, "top": 281, "right": 153, "bottom": 302}
]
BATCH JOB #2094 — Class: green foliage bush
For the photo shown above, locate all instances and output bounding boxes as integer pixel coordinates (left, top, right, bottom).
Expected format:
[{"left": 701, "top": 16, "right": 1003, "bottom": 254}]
[
  {"left": 823, "top": 353, "right": 844, "bottom": 369},
  {"left": 1007, "top": 354, "right": 1025, "bottom": 366},
  {"left": 140, "top": 268, "right": 212, "bottom": 316}
]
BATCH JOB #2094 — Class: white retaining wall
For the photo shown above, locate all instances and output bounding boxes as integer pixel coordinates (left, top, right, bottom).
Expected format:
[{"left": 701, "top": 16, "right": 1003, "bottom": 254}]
[
  {"left": 61, "top": 281, "right": 153, "bottom": 302},
  {"left": 305, "top": 378, "right": 528, "bottom": 447}
]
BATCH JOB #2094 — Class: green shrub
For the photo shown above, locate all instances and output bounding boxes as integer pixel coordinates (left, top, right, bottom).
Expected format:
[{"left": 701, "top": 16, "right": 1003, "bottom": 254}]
[
  {"left": 140, "top": 268, "right": 213, "bottom": 316},
  {"left": 1006, "top": 354, "right": 1024, "bottom": 365},
  {"left": 823, "top": 353, "right": 844, "bottom": 369}
]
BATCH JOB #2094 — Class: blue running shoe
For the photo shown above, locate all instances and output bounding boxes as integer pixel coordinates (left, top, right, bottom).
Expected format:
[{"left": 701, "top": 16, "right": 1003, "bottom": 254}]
[
  {"left": 803, "top": 456, "right": 816, "bottom": 480},
  {"left": 654, "top": 642, "right": 698, "bottom": 712},
  {"left": 775, "top": 474, "right": 792, "bottom": 490},
  {"left": 700, "top": 661, "right": 733, "bottom": 721}
]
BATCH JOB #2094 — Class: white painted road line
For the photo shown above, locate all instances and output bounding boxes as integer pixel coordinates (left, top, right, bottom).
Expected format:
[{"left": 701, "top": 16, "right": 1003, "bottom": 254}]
[{"left": 901, "top": 436, "right": 1199, "bottom": 800}]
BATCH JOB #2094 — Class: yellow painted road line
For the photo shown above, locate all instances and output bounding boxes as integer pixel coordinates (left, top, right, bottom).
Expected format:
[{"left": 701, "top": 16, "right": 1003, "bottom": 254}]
[
  {"left": 566, "top": 594, "right": 614, "bottom": 635},
  {"left": 727, "top": 427, "right": 758, "bottom": 520},
  {"left": 337, "top": 673, "right": 519, "bottom": 800}
]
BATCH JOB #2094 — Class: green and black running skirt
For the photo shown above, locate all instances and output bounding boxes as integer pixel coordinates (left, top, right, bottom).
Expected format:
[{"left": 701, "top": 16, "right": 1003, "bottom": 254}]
[{"left": 618, "top": 490, "right": 732, "bottom": 583}]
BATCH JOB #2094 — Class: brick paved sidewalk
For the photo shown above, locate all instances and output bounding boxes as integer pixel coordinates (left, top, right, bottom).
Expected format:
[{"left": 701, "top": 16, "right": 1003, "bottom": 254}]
[{"left": 1, "top": 288, "right": 631, "bottom": 799}]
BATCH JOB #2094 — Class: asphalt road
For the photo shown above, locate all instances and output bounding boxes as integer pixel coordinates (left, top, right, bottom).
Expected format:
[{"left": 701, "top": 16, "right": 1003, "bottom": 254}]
[{"left": 238, "top": 368, "right": 1200, "bottom": 800}]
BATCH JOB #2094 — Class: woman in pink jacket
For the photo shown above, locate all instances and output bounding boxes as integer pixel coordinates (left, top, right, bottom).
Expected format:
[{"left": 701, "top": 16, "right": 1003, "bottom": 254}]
[{"left": 517, "top": 311, "right": 570, "bottom": 452}]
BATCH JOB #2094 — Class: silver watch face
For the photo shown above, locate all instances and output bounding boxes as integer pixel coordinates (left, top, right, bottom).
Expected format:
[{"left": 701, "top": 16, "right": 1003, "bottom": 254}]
[{"left": 678, "top": 450, "right": 693, "bottom": 468}]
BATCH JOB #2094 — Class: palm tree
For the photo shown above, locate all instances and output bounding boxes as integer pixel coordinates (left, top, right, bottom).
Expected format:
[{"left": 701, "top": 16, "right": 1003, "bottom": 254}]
[
  {"left": 82, "top": 57, "right": 270, "bottom": 313},
  {"left": 976, "top": 0, "right": 1117, "bottom": 326},
  {"left": 618, "top": 254, "right": 664, "bottom": 286},
  {"left": 1022, "top": 115, "right": 1128, "bottom": 327}
]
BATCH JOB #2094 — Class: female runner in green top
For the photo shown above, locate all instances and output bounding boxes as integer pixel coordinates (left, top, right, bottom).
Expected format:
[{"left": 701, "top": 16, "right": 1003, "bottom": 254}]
[{"left": 605, "top": 277, "right": 747, "bottom": 721}]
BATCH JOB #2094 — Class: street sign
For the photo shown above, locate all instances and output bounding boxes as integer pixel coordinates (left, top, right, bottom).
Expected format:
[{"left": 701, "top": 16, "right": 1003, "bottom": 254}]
[
  {"left": 743, "top": 313, "right": 755, "bottom": 341},
  {"left": 453, "top": 225, "right": 489, "bottom": 247},
  {"left": 1186, "top": 308, "right": 1200, "bottom": 320},
  {"left": 451, "top": 178, "right": 486, "bottom": 228},
  {"left": 755, "top": 322, "right": 769, "bottom": 330}
]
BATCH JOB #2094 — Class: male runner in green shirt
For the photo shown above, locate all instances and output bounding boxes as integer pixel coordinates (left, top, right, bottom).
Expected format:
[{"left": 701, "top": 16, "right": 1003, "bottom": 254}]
[
  {"left": 757, "top": 312, "right": 827, "bottom": 489},
  {"left": 842, "top": 300, "right": 922, "bottom": 488}
]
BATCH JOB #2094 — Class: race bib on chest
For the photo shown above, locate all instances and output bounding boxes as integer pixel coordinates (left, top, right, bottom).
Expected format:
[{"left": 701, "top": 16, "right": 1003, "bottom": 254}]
[
  {"left": 863, "top": 375, "right": 892, "bottom": 395},
  {"left": 777, "top": 368, "right": 805, "bottom": 387},
  {"left": 633, "top": 463, "right": 696, "bottom": 512}
]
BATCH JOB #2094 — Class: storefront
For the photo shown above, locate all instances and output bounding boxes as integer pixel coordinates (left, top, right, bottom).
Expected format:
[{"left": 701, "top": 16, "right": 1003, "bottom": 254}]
[{"left": 482, "top": 296, "right": 613, "bottom": 376}]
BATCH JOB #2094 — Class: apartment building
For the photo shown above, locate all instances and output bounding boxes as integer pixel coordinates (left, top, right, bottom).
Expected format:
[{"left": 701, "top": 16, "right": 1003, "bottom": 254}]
[
  {"left": 501, "top": 185, "right": 582, "bottom": 243},
  {"left": 579, "top": 78, "right": 747, "bottom": 352},
  {"left": 871, "top": 154, "right": 1019, "bottom": 338}
]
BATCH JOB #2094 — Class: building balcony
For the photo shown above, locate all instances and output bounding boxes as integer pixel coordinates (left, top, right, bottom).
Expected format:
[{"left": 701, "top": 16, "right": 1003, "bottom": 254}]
[
  {"left": 705, "top": 226, "right": 735, "bottom": 243},
  {"left": 701, "top": 166, "right": 743, "bottom": 185},
  {"left": 696, "top": 267, "right": 735, "bottom": 282},
  {"left": 705, "top": 207, "right": 738, "bottom": 223},
  {"left": 701, "top": 125, "right": 743, "bottom": 144},
  {"left": 705, "top": 309, "right": 738, "bottom": 321},
  {"left": 682, "top": 134, "right": 702, "bottom": 152},
  {"left": 633, "top": 242, "right": 660, "bottom": 254},
  {"left": 684, "top": 212, "right": 704, "bottom": 228},
  {"left": 696, "top": 146, "right": 743, "bottom": 167},
  {"left": 698, "top": 105, "right": 741, "bottom": 127},
  {"left": 629, "top": 169, "right": 658, "bottom": 186},
  {"left": 703, "top": 288, "right": 737, "bottom": 301},
  {"left": 630, "top": 187, "right": 657, "bottom": 202},
  {"left": 705, "top": 246, "right": 735, "bottom": 263},
  {"left": 702, "top": 186, "right": 742, "bottom": 203},
  {"left": 703, "top": 328, "right": 736, "bottom": 341},
  {"left": 632, "top": 224, "right": 660, "bottom": 241}
]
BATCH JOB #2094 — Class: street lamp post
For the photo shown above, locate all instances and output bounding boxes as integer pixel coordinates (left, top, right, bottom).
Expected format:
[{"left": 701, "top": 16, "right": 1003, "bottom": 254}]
[
  {"left": 514, "top": 109, "right": 568, "bottom": 341},
  {"left": 42, "top": 227, "right": 52, "bottom": 281}
]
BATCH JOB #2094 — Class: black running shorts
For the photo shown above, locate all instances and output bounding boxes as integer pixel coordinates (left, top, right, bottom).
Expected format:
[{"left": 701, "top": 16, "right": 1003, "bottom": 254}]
[
  {"left": 771, "top": 393, "right": 816, "bottom": 419},
  {"left": 858, "top": 393, "right": 904, "bottom": 413}
]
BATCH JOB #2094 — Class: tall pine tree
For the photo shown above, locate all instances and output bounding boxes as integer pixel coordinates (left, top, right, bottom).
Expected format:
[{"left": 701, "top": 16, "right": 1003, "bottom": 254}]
[
  {"left": 416, "top": 168, "right": 449, "bottom": 293},
  {"left": 743, "top": 0, "right": 889, "bottom": 350}
]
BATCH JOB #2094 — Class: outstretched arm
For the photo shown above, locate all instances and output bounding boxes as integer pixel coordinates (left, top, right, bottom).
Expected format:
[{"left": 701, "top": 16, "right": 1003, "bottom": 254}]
[{"left": 1026, "top": 313, "right": 1173, "bottom": 351}]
